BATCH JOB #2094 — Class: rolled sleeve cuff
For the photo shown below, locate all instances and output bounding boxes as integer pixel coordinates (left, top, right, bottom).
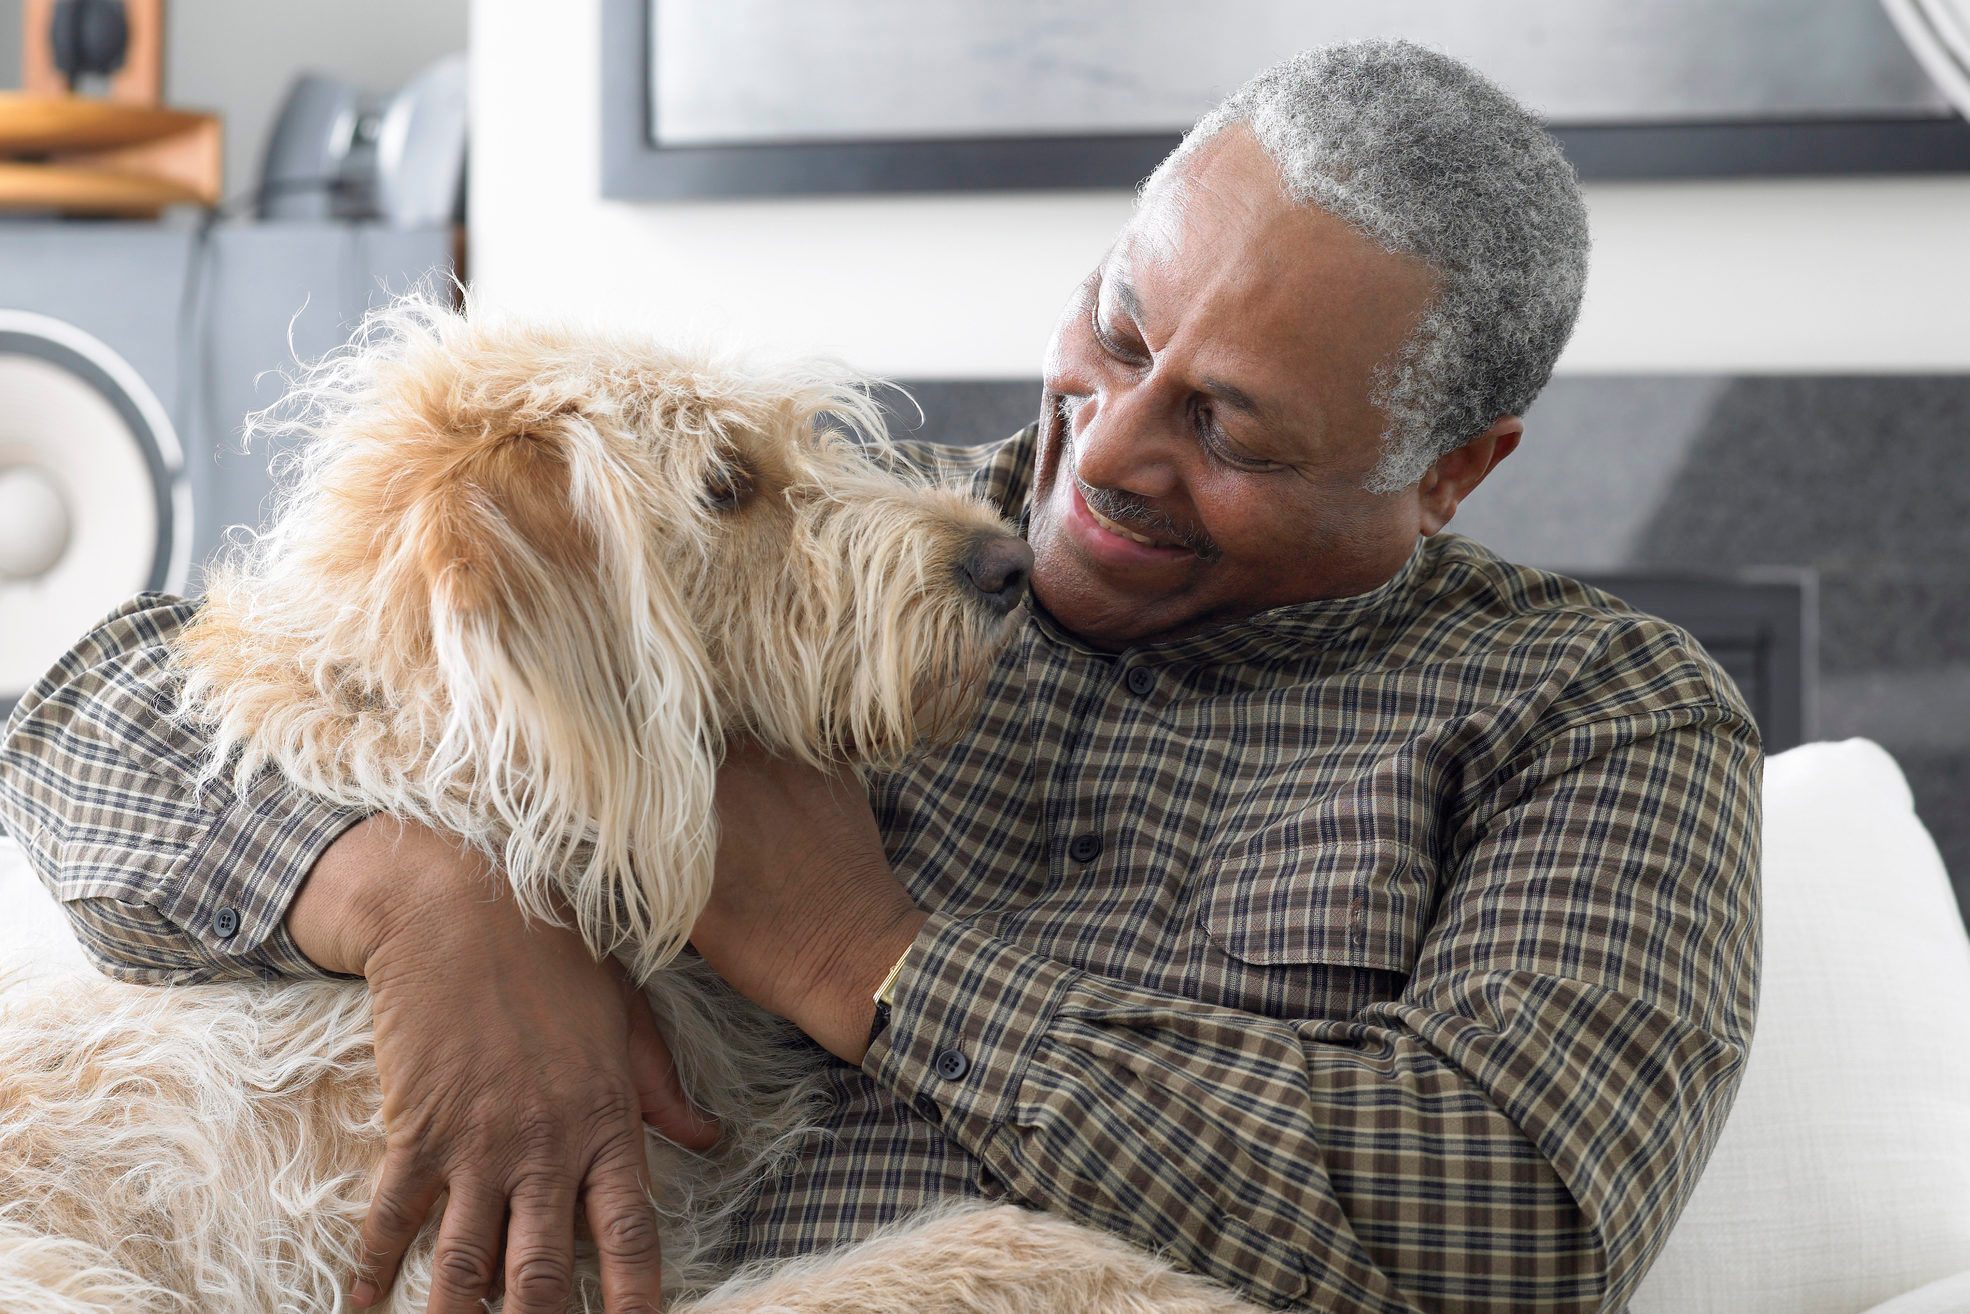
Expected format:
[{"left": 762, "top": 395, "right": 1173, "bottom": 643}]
[
  {"left": 862, "top": 911, "right": 1080, "bottom": 1156},
  {"left": 153, "top": 766, "right": 370, "bottom": 979}
]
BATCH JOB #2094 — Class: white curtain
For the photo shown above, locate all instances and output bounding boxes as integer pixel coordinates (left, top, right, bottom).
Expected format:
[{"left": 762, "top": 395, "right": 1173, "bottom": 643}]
[{"left": 1883, "top": 0, "right": 1970, "bottom": 115}]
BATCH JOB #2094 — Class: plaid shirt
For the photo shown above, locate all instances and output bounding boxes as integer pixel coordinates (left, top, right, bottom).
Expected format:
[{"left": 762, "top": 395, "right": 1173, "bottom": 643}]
[{"left": 0, "top": 424, "right": 1760, "bottom": 1314}]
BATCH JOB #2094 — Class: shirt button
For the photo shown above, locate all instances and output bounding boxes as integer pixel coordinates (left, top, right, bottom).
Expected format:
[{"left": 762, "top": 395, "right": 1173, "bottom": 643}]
[
  {"left": 1124, "top": 665, "right": 1156, "bottom": 697},
  {"left": 934, "top": 1047, "right": 971, "bottom": 1081},
  {"left": 212, "top": 906, "right": 241, "bottom": 938},
  {"left": 1067, "top": 833, "right": 1103, "bottom": 863},
  {"left": 913, "top": 1093, "right": 940, "bottom": 1120}
]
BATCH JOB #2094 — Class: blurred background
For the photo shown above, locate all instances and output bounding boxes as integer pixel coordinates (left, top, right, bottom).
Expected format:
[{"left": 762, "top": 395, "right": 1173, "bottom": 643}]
[{"left": 0, "top": 0, "right": 1965, "bottom": 921}]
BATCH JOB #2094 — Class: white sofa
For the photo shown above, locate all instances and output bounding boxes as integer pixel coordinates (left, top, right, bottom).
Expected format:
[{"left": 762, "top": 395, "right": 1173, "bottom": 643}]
[
  {"left": 3, "top": 739, "right": 1967, "bottom": 1312},
  {"left": 1629, "top": 740, "right": 1970, "bottom": 1314}
]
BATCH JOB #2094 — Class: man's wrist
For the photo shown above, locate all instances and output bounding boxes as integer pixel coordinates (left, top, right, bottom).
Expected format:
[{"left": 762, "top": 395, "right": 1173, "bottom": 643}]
[
  {"left": 287, "top": 816, "right": 476, "bottom": 976},
  {"left": 286, "top": 816, "right": 381, "bottom": 975},
  {"left": 804, "top": 904, "right": 929, "bottom": 1065}
]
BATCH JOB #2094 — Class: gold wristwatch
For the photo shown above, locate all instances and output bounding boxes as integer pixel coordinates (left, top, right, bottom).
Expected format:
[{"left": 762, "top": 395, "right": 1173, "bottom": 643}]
[{"left": 867, "top": 943, "right": 912, "bottom": 1046}]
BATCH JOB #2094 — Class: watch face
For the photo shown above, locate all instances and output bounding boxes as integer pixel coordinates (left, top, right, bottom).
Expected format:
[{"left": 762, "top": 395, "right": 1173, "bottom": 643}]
[{"left": 0, "top": 316, "right": 186, "bottom": 715}]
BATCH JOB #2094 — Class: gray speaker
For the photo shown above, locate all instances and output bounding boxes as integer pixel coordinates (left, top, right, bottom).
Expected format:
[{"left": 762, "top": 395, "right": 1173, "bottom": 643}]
[
  {"left": 0, "top": 219, "right": 452, "bottom": 716},
  {"left": 260, "top": 54, "right": 468, "bottom": 226}
]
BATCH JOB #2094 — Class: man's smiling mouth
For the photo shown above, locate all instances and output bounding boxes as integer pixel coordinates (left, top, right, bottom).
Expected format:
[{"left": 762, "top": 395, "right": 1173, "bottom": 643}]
[{"left": 1083, "top": 499, "right": 1167, "bottom": 548}]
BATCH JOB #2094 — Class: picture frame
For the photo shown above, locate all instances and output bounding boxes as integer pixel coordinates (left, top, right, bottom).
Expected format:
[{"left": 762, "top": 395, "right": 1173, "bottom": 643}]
[{"left": 600, "top": 0, "right": 1970, "bottom": 198}]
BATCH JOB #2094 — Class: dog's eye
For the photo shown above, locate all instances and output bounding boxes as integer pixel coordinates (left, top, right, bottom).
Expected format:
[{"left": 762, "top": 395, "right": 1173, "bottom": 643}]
[{"left": 703, "top": 461, "right": 755, "bottom": 513}]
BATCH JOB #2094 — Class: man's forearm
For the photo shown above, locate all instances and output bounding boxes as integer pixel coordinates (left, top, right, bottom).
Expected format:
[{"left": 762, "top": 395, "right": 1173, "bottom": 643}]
[
  {"left": 690, "top": 743, "right": 935, "bottom": 1064},
  {"left": 780, "top": 902, "right": 927, "bottom": 1065},
  {"left": 690, "top": 849, "right": 929, "bottom": 1063},
  {"left": 0, "top": 593, "right": 363, "bottom": 984}
]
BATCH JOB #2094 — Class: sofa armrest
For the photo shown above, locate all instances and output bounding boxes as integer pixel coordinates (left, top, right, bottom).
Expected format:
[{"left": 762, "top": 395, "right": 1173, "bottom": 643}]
[{"left": 1861, "top": 1270, "right": 1970, "bottom": 1314}]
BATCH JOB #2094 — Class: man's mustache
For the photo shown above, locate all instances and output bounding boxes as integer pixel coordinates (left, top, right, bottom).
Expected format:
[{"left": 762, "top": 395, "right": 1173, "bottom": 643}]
[
  {"left": 1076, "top": 478, "right": 1222, "bottom": 561},
  {"left": 1052, "top": 394, "right": 1222, "bottom": 562}
]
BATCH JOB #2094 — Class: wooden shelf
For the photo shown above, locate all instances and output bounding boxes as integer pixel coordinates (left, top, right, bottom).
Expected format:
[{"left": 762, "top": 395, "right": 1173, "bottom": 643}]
[
  {"left": 0, "top": 94, "right": 219, "bottom": 216},
  {"left": 0, "top": 160, "right": 207, "bottom": 214}
]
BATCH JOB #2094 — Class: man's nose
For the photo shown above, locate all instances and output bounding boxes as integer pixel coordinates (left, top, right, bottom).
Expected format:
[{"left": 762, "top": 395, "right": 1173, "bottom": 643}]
[{"left": 1069, "top": 383, "right": 1182, "bottom": 498}]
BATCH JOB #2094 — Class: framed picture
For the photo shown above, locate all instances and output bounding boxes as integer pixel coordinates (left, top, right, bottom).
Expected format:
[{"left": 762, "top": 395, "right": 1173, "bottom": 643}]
[{"left": 601, "top": 0, "right": 1970, "bottom": 198}]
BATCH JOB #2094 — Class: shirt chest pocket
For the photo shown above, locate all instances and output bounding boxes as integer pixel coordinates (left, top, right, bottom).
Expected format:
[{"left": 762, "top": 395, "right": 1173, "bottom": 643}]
[{"left": 1200, "top": 817, "right": 1436, "bottom": 977}]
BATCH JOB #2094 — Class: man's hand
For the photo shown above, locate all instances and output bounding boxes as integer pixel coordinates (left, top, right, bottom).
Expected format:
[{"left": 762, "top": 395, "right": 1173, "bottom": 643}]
[
  {"left": 690, "top": 743, "right": 929, "bottom": 1064},
  {"left": 287, "top": 816, "right": 721, "bottom": 1314}
]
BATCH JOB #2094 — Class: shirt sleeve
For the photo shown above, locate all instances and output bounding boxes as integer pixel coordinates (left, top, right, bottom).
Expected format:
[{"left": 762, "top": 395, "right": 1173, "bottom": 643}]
[
  {"left": 862, "top": 700, "right": 1762, "bottom": 1313},
  {"left": 0, "top": 592, "right": 369, "bottom": 984}
]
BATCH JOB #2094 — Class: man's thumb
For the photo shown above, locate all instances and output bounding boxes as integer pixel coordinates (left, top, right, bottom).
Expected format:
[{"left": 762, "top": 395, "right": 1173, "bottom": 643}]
[{"left": 626, "top": 994, "right": 722, "bottom": 1151}]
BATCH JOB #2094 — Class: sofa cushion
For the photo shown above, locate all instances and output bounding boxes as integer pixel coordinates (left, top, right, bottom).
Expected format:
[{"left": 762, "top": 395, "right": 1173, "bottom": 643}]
[
  {"left": 1630, "top": 739, "right": 1970, "bottom": 1314},
  {"left": 0, "top": 836, "right": 89, "bottom": 978}
]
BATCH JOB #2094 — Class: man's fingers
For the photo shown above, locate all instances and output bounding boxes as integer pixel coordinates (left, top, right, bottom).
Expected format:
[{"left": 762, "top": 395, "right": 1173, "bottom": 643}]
[
  {"left": 423, "top": 1179, "right": 506, "bottom": 1314},
  {"left": 584, "top": 1151, "right": 666, "bottom": 1314},
  {"left": 626, "top": 998, "right": 720, "bottom": 1150},
  {"left": 501, "top": 1175, "right": 579, "bottom": 1314},
  {"left": 352, "top": 1155, "right": 443, "bottom": 1308}
]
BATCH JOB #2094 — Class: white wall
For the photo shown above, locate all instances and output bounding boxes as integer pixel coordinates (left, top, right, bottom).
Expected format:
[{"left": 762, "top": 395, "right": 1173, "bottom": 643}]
[
  {"left": 1, "top": 0, "right": 469, "bottom": 195},
  {"left": 471, "top": 0, "right": 1970, "bottom": 377}
]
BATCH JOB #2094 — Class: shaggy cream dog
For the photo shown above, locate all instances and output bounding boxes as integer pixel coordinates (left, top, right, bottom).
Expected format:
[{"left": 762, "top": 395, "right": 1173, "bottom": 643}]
[{"left": 0, "top": 298, "right": 1264, "bottom": 1313}]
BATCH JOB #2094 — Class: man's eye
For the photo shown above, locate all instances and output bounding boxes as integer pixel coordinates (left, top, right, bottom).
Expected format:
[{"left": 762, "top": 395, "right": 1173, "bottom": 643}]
[
  {"left": 1196, "top": 406, "right": 1277, "bottom": 472},
  {"left": 1090, "top": 304, "right": 1142, "bottom": 363}
]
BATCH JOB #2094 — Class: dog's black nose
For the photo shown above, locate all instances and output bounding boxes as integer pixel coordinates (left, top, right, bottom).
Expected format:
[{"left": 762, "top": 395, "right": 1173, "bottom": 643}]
[{"left": 960, "top": 534, "right": 1033, "bottom": 616}]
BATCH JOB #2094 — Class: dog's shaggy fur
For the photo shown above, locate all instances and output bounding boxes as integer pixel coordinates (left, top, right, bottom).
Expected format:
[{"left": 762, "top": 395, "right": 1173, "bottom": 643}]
[{"left": 0, "top": 298, "right": 1266, "bottom": 1313}]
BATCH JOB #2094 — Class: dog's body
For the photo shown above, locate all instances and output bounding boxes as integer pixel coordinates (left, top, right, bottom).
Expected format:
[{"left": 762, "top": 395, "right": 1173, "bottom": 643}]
[{"left": 0, "top": 300, "right": 1263, "bottom": 1313}]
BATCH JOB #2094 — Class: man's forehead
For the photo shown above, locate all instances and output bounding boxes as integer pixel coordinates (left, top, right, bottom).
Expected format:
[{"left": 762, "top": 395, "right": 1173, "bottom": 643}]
[
  {"left": 1121, "top": 148, "right": 1280, "bottom": 268},
  {"left": 1125, "top": 170, "right": 1203, "bottom": 256}
]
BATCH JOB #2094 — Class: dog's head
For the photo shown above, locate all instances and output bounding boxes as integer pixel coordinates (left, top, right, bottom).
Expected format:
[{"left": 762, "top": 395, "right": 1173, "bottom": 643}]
[{"left": 182, "top": 294, "right": 1026, "bottom": 977}]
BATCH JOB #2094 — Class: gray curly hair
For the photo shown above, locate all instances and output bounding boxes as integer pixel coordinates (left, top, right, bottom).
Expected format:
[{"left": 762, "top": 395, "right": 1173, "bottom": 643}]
[{"left": 1150, "top": 40, "right": 1590, "bottom": 492}]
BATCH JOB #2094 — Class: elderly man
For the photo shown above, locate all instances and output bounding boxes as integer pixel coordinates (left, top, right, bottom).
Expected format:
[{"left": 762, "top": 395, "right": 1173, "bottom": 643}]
[{"left": 0, "top": 40, "right": 1757, "bottom": 1314}]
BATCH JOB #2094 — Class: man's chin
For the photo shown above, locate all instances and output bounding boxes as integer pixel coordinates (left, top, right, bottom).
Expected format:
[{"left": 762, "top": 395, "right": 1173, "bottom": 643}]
[{"left": 1029, "top": 539, "right": 1182, "bottom": 651}]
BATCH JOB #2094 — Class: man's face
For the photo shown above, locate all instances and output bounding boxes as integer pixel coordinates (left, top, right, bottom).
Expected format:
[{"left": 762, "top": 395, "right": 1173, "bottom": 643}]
[{"left": 1028, "top": 124, "right": 1447, "bottom": 650}]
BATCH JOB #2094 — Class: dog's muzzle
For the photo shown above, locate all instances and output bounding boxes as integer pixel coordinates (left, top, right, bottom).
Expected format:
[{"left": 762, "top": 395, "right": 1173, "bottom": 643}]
[{"left": 960, "top": 532, "right": 1033, "bottom": 617}]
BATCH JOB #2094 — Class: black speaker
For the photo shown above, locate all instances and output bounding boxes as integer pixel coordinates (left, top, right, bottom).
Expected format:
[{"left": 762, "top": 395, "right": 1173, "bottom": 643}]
[{"left": 48, "top": 0, "right": 129, "bottom": 90}]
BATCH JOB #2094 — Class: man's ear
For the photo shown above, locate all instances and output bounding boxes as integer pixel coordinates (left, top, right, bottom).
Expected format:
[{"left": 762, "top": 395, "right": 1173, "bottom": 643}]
[{"left": 1416, "top": 415, "right": 1522, "bottom": 535}]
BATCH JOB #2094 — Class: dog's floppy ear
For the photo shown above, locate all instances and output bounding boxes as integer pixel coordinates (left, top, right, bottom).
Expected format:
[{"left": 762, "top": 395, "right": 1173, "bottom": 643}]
[
  {"left": 180, "top": 297, "right": 719, "bottom": 979},
  {"left": 408, "top": 409, "right": 720, "bottom": 981}
]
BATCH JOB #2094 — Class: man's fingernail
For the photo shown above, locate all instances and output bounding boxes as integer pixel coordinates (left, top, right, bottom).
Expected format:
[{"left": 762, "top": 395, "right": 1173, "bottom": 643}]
[{"left": 351, "top": 1279, "right": 378, "bottom": 1307}]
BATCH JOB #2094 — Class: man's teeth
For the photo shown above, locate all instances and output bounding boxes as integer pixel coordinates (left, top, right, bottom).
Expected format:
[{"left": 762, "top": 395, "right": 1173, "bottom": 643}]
[{"left": 1088, "top": 503, "right": 1163, "bottom": 547}]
